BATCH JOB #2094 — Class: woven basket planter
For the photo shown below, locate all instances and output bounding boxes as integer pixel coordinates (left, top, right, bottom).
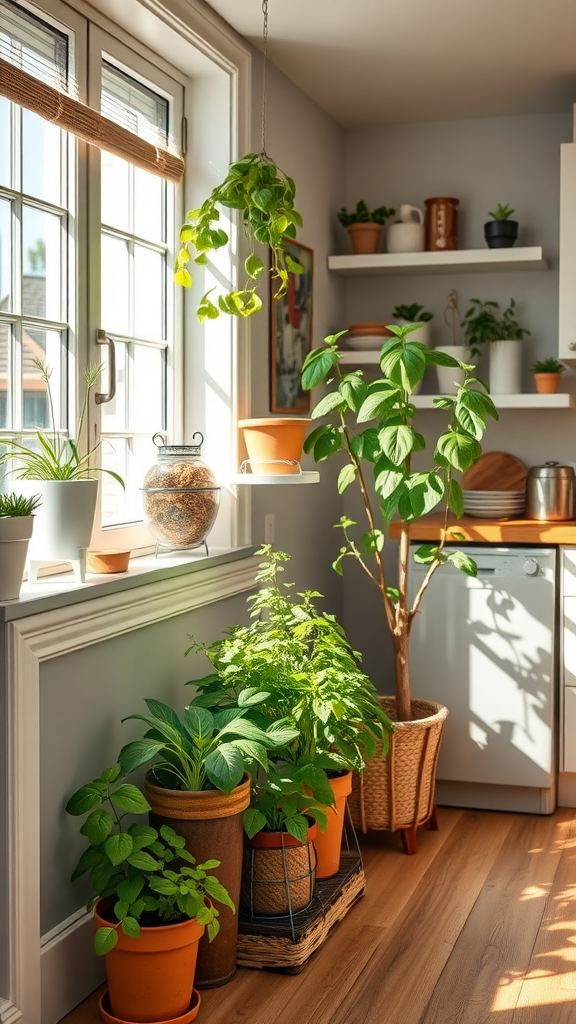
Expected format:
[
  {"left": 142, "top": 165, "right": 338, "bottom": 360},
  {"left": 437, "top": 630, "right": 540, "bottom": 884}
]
[
  {"left": 349, "top": 697, "right": 448, "bottom": 835},
  {"left": 241, "top": 825, "right": 317, "bottom": 917}
]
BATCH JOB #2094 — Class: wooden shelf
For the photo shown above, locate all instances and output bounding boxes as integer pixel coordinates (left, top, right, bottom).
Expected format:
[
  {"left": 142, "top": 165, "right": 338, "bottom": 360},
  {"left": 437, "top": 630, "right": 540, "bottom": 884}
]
[
  {"left": 328, "top": 246, "right": 547, "bottom": 277},
  {"left": 389, "top": 513, "right": 576, "bottom": 545}
]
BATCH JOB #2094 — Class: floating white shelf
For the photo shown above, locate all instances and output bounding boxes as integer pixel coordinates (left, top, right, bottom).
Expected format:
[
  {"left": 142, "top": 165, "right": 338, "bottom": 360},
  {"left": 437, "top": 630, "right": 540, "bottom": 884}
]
[
  {"left": 412, "top": 393, "right": 574, "bottom": 409},
  {"left": 231, "top": 471, "right": 320, "bottom": 485},
  {"left": 328, "top": 246, "right": 547, "bottom": 277}
]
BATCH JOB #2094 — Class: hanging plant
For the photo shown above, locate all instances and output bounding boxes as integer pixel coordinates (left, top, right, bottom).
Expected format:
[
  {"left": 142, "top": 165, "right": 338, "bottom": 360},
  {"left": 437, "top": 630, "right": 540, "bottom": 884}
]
[
  {"left": 174, "top": 0, "right": 303, "bottom": 322},
  {"left": 175, "top": 153, "right": 303, "bottom": 321}
]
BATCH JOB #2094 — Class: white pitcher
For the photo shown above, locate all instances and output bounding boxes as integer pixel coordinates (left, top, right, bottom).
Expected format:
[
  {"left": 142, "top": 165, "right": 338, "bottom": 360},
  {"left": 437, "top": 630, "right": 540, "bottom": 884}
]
[{"left": 386, "top": 205, "right": 425, "bottom": 253}]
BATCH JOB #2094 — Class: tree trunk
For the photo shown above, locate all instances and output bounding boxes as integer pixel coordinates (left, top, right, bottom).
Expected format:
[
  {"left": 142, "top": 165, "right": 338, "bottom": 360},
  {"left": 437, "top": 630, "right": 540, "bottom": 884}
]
[{"left": 394, "top": 630, "right": 412, "bottom": 723}]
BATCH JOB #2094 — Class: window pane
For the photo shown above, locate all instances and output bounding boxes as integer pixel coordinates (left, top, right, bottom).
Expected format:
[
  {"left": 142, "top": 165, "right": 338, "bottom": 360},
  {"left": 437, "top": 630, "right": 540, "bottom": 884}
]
[
  {"left": 100, "top": 435, "right": 154, "bottom": 527},
  {"left": 22, "top": 206, "right": 63, "bottom": 321},
  {"left": 0, "top": 98, "right": 11, "bottom": 188},
  {"left": 101, "top": 61, "right": 168, "bottom": 147},
  {"left": 0, "top": 0, "right": 68, "bottom": 90},
  {"left": 0, "top": 321, "right": 11, "bottom": 429},
  {"left": 132, "top": 345, "right": 163, "bottom": 430},
  {"left": 21, "top": 326, "right": 62, "bottom": 429},
  {"left": 101, "top": 234, "right": 130, "bottom": 334},
  {"left": 0, "top": 197, "right": 12, "bottom": 312},
  {"left": 101, "top": 340, "right": 127, "bottom": 432},
  {"left": 101, "top": 151, "right": 130, "bottom": 234},
  {"left": 22, "top": 109, "right": 62, "bottom": 205},
  {"left": 134, "top": 167, "right": 164, "bottom": 243},
  {"left": 134, "top": 245, "right": 163, "bottom": 340}
]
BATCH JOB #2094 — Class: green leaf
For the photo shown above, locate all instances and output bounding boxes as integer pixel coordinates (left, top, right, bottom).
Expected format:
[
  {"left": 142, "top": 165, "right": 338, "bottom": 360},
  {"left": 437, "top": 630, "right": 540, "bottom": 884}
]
[
  {"left": 285, "top": 254, "right": 303, "bottom": 274},
  {"left": 243, "top": 807, "right": 267, "bottom": 839},
  {"left": 111, "top": 785, "right": 150, "bottom": 814},
  {"left": 350, "top": 428, "right": 380, "bottom": 463},
  {"left": 70, "top": 844, "right": 103, "bottom": 882},
  {"left": 245, "top": 254, "right": 264, "bottom": 278},
  {"left": 284, "top": 814, "right": 309, "bottom": 844},
  {"left": 311, "top": 391, "right": 346, "bottom": 419},
  {"left": 174, "top": 268, "right": 192, "bottom": 288},
  {"left": 99, "top": 766, "right": 122, "bottom": 784},
  {"left": 303, "top": 423, "right": 330, "bottom": 455},
  {"left": 80, "top": 809, "right": 113, "bottom": 846},
  {"left": 337, "top": 464, "right": 357, "bottom": 494},
  {"left": 183, "top": 704, "right": 214, "bottom": 739},
  {"left": 436, "top": 432, "right": 481, "bottom": 473},
  {"left": 117, "top": 739, "right": 166, "bottom": 777},
  {"left": 204, "top": 744, "right": 245, "bottom": 794},
  {"left": 448, "top": 550, "right": 478, "bottom": 576},
  {"left": 94, "top": 926, "right": 118, "bottom": 956},
  {"left": 413, "top": 543, "right": 439, "bottom": 565},
  {"left": 339, "top": 374, "right": 368, "bottom": 413},
  {"left": 117, "top": 877, "right": 145, "bottom": 906},
  {"left": 160, "top": 824, "right": 186, "bottom": 849},
  {"left": 301, "top": 347, "right": 338, "bottom": 390},
  {"left": 313, "top": 427, "right": 342, "bottom": 461},
  {"left": 357, "top": 385, "right": 400, "bottom": 423},
  {"left": 65, "top": 783, "right": 104, "bottom": 816},
  {"left": 379, "top": 424, "right": 414, "bottom": 466},
  {"left": 148, "top": 877, "right": 180, "bottom": 895},
  {"left": 104, "top": 833, "right": 134, "bottom": 866},
  {"left": 127, "top": 850, "right": 161, "bottom": 871},
  {"left": 121, "top": 917, "right": 141, "bottom": 939},
  {"left": 374, "top": 459, "right": 404, "bottom": 500},
  {"left": 447, "top": 478, "right": 464, "bottom": 518},
  {"left": 425, "top": 348, "right": 461, "bottom": 367},
  {"left": 202, "top": 874, "right": 236, "bottom": 912},
  {"left": 361, "top": 529, "right": 385, "bottom": 552}
]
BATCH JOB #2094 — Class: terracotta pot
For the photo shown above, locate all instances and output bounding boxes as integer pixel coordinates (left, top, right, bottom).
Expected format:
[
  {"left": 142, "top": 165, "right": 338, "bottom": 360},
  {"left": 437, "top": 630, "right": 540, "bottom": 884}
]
[
  {"left": 238, "top": 418, "right": 311, "bottom": 475},
  {"left": 348, "top": 698, "right": 448, "bottom": 855},
  {"left": 145, "top": 774, "right": 250, "bottom": 989},
  {"left": 346, "top": 222, "right": 382, "bottom": 255},
  {"left": 314, "top": 770, "right": 353, "bottom": 879},
  {"left": 534, "top": 372, "right": 561, "bottom": 394},
  {"left": 241, "top": 823, "right": 317, "bottom": 916},
  {"left": 424, "top": 197, "right": 459, "bottom": 251},
  {"left": 347, "top": 323, "right": 390, "bottom": 337},
  {"left": 99, "top": 989, "right": 201, "bottom": 1024},
  {"left": 94, "top": 900, "right": 204, "bottom": 1024}
]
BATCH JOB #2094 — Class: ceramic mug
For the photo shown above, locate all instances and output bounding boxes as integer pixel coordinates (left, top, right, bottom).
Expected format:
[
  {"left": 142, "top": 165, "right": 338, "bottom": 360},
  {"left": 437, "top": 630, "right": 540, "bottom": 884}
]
[{"left": 386, "top": 220, "right": 425, "bottom": 253}]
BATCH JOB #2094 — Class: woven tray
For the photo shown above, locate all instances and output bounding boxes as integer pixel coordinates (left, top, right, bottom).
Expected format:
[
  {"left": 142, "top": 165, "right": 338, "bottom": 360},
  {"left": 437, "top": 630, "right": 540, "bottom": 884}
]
[{"left": 236, "top": 854, "right": 365, "bottom": 972}]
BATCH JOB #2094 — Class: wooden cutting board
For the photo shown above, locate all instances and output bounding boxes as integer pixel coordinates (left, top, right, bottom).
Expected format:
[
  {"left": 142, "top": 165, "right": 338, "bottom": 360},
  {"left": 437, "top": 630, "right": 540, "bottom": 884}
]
[{"left": 460, "top": 451, "right": 528, "bottom": 492}]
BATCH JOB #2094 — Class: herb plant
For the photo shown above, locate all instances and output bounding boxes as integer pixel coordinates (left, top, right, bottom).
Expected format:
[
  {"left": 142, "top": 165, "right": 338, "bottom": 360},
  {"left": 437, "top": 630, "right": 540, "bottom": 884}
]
[
  {"left": 117, "top": 697, "right": 298, "bottom": 795},
  {"left": 175, "top": 153, "right": 303, "bottom": 322},
  {"left": 338, "top": 200, "right": 395, "bottom": 228},
  {"left": 487, "top": 203, "right": 515, "bottom": 221},
  {"left": 0, "top": 491, "right": 42, "bottom": 517},
  {"left": 301, "top": 323, "right": 498, "bottom": 723},
  {"left": 0, "top": 358, "right": 124, "bottom": 486},
  {"left": 461, "top": 298, "right": 530, "bottom": 358},
  {"left": 66, "top": 765, "right": 234, "bottom": 955},
  {"left": 530, "top": 357, "right": 564, "bottom": 374},
  {"left": 243, "top": 763, "right": 328, "bottom": 843},
  {"left": 393, "top": 303, "right": 433, "bottom": 323},
  {"left": 187, "top": 546, "right": 393, "bottom": 777}
]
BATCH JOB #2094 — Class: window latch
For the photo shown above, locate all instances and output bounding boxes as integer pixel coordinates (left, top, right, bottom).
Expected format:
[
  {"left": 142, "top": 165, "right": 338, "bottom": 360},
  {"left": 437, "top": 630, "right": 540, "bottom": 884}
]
[{"left": 95, "top": 329, "right": 117, "bottom": 405}]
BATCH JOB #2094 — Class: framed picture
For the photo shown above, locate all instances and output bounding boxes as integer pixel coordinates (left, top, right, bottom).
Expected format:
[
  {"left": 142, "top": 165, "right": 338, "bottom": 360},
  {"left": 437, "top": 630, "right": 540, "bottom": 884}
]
[{"left": 270, "top": 239, "right": 313, "bottom": 414}]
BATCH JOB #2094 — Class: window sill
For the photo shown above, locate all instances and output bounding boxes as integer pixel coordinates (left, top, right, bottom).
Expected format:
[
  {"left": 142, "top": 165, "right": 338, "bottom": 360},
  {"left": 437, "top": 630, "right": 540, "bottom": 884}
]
[{"left": 0, "top": 545, "right": 258, "bottom": 622}]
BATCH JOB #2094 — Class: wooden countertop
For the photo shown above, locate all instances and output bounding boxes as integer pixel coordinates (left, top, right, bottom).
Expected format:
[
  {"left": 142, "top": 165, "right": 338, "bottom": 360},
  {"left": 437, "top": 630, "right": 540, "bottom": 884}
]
[{"left": 389, "top": 513, "right": 576, "bottom": 544}]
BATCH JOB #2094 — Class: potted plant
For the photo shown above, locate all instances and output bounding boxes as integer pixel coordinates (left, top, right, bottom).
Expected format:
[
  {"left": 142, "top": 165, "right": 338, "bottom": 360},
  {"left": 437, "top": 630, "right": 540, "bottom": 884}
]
[
  {"left": 238, "top": 417, "right": 311, "bottom": 476},
  {"left": 116, "top": 695, "right": 297, "bottom": 987},
  {"left": 484, "top": 203, "right": 519, "bottom": 248},
  {"left": 0, "top": 358, "right": 124, "bottom": 583},
  {"left": 300, "top": 323, "right": 498, "bottom": 851},
  {"left": 241, "top": 765, "right": 328, "bottom": 916},
  {"left": 0, "top": 491, "right": 42, "bottom": 601},
  {"left": 66, "top": 765, "right": 234, "bottom": 1024},
  {"left": 174, "top": 152, "right": 303, "bottom": 322},
  {"left": 461, "top": 297, "right": 530, "bottom": 394},
  {"left": 337, "top": 200, "right": 396, "bottom": 255},
  {"left": 392, "top": 304, "right": 434, "bottom": 346},
  {"left": 434, "top": 290, "right": 470, "bottom": 394},
  {"left": 530, "top": 357, "right": 565, "bottom": 394},
  {"left": 188, "top": 546, "right": 392, "bottom": 879}
]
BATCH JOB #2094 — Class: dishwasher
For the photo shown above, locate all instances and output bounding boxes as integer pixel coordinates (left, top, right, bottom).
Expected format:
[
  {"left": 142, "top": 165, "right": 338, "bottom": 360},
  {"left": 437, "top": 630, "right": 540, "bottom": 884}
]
[{"left": 408, "top": 544, "right": 558, "bottom": 814}]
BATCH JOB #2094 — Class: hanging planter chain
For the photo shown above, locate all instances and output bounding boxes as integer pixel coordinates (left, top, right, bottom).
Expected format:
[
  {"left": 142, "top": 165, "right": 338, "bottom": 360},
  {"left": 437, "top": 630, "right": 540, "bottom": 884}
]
[{"left": 261, "top": 0, "right": 269, "bottom": 157}]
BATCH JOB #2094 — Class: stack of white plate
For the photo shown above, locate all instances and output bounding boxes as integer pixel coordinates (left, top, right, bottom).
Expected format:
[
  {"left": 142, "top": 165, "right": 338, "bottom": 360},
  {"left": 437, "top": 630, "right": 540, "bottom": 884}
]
[
  {"left": 345, "top": 323, "right": 390, "bottom": 351},
  {"left": 463, "top": 489, "right": 526, "bottom": 519}
]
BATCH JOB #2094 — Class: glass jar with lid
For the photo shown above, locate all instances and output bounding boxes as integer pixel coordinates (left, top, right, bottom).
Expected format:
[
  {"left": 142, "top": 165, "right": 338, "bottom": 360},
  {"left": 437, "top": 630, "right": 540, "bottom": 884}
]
[{"left": 142, "top": 433, "right": 221, "bottom": 550}]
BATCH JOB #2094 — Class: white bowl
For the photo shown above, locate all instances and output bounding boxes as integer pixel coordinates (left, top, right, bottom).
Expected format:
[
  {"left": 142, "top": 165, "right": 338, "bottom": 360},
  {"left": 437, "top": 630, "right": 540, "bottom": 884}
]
[{"left": 345, "top": 336, "right": 386, "bottom": 350}]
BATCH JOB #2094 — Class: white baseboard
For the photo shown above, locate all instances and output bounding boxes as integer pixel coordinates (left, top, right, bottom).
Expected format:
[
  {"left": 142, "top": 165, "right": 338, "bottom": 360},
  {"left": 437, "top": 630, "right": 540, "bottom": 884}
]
[{"left": 40, "top": 911, "right": 104, "bottom": 1024}]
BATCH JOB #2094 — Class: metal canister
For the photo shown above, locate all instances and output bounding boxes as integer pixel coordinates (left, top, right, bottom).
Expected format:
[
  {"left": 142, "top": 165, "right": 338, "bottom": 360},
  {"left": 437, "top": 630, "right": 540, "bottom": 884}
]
[{"left": 525, "top": 461, "right": 575, "bottom": 521}]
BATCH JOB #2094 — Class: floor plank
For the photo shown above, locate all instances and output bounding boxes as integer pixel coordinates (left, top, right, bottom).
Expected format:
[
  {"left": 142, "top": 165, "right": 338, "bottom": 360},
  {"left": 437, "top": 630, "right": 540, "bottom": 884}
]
[{"left": 57, "top": 808, "right": 576, "bottom": 1024}]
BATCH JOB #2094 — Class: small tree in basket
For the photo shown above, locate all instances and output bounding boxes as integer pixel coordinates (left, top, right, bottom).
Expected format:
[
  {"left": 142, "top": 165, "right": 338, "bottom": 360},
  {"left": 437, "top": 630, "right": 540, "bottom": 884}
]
[{"left": 301, "top": 323, "right": 498, "bottom": 724}]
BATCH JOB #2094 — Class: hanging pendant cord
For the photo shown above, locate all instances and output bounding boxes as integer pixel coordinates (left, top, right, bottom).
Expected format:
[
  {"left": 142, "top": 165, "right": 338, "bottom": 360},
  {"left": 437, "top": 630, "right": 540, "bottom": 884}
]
[{"left": 260, "top": 0, "right": 269, "bottom": 157}]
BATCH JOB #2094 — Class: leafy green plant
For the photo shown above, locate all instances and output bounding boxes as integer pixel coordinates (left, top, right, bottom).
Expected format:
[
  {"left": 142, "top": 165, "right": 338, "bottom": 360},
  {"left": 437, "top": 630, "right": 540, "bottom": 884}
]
[
  {"left": 461, "top": 298, "right": 530, "bottom": 358},
  {"left": 187, "top": 546, "right": 393, "bottom": 777},
  {"left": 488, "top": 203, "right": 515, "bottom": 221},
  {"left": 117, "top": 697, "right": 298, "bottom": 795},
  {"left": 337, "top": 200, "right": 395, "bottom": 228},
  {"left": 174, "top": 153, "right": 303, "bottom": 322},
  {"left": 0, "top": 358, "right": 124, "bottom": 486},
  {"left": 243, "top": 763, "right": 328, "bottom": 843},
  {"left": 530, "top": 357, "right": 564, "bottom": 373},
  {"left": 66, "top": 765, "right": 234, "bottom": 955},
  {"left": 0, "top": 491, "right": 42, "bottom": 516},
  {"left": 392, "top": 303, "right": 433, "bottom": 323},
  {"left": 301, "top": 323, "right": 498, "bottom": 723}
]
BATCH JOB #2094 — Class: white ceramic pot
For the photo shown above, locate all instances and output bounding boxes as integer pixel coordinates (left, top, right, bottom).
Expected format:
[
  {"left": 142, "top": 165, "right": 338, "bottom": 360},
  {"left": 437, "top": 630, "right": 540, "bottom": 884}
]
[
  {"left": 489, "top": 339, "right": 522, "bottom": 395},
  {"left": 0, "top": 516, "right": 34, "bottom": 601},
  {"left": 386, "top": 221, "right": 425, "bottom": 254},
  {"left": 21, "top": 479, "right": 98, "bottom": 583},
  {"left": 434, "top": 345, "right": 470, "bottom": 394}
]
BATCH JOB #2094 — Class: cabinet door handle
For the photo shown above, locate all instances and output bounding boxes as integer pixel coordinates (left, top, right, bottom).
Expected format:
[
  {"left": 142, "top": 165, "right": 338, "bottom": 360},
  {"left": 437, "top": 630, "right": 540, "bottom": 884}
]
[
  {"left": 95, "top": 329, "right": 117, "bottom": 405},
  {"left": 569, "top": 342, "right": 576, "bottom": 351}
]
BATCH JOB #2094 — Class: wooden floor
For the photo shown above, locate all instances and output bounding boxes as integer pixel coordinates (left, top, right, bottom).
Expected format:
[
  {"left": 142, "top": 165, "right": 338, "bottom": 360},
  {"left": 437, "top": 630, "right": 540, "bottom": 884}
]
[{"left": 60, "top": 806, "right": 576, "bottom": 1024}]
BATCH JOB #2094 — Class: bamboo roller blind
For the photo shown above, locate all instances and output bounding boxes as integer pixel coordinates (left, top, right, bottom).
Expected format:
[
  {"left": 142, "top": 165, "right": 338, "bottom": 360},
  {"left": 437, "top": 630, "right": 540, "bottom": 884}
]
[{"left": 0, "top": 58, "right": 184, "bottom": 184}]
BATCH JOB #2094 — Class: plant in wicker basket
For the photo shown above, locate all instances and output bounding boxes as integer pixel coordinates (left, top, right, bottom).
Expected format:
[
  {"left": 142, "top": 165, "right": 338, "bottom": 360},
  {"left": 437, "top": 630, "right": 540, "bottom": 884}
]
[{"left": 300, "top": 324, "right": 497, "bottom": 851}]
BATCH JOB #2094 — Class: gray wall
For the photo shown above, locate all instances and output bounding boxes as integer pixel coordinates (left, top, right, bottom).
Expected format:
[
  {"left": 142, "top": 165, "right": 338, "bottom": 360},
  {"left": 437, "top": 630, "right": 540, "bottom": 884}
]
[{"left": 340, "top": 112, "right": 575, "bottom": 688}]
